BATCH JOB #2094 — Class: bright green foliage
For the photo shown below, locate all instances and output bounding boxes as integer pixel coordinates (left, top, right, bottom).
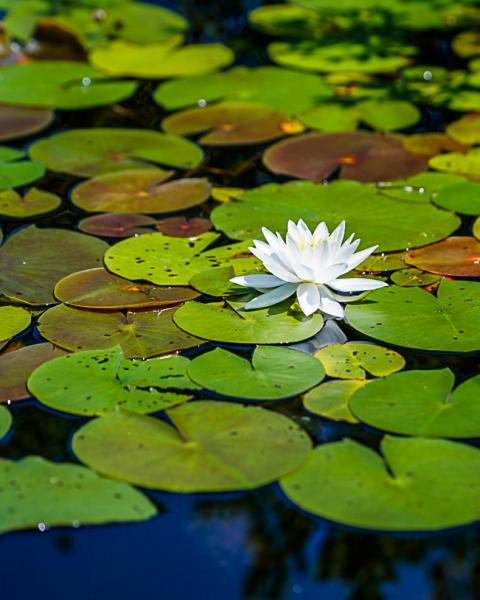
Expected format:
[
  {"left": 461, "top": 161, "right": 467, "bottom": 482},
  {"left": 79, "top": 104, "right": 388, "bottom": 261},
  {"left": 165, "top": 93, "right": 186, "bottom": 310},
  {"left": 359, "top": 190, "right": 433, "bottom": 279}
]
[
  {"left": 0, "top": 146, "right": 45, "bottom": 191},
  {"left": 430, "top": 149, "right": 480, "bottom": 178},
  {"left": 434, "top": 182, "right": 480, "bottom": 215},
  {"left": 303, "top": 380, "right": 367, "bottom": 423},
  {"left": 0, "top": 407, "right": 12, "bottom": 440},
  {"left": 0, "top": 306, "right": 31, "bottom": 342},
  {"left": 190, "top": 266, "right": 251, "bottom": 297},
  {"left": 390, "top": 268, "right": 441, "bottom": 287}
]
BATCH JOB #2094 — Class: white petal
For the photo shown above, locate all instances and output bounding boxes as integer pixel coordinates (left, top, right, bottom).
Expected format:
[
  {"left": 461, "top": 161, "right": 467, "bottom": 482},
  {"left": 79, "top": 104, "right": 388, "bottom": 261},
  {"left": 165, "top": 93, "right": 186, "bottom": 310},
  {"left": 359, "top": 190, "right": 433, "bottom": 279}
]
[
  {"left": 230, "top": 274, "right": 285, "bottom": 288},
  {"left": 313, "top": 221, "right": 329, "bottom": 241},
  {"left": 296, "top": 283, "right": 321, "bottom": 316},
  {"left": 318, "top": 296, "right": 345, "bottom": 318},
  {"left": 330, "top": 221, "right": 346, "bottom": 245},
  {"left": 315, "top": 262, "right": 349, "bottom": 284},
  {"left": 244, "top": 283, "right": 298, "bottom": 310},
  {"left": 328, "top": 278, "right": 389, "bottom": 293},
  {"left": 346, "top": 245, "right": 378, "bottom": 270}
]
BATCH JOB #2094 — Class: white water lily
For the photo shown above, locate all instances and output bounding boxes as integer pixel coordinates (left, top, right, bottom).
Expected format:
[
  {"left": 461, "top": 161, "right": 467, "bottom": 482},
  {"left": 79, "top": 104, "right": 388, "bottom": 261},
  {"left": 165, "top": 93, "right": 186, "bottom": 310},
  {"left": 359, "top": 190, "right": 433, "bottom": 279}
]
[{"left": 230, "top": 220, "right": 388, "bottom": 318}]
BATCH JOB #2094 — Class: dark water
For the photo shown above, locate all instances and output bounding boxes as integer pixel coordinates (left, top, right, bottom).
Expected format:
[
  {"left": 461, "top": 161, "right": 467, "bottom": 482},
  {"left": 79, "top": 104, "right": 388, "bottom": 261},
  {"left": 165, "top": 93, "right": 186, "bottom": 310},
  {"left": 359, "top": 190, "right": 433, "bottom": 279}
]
[{"left": 1, "top": 1, "right": 480, "bottom": 599}]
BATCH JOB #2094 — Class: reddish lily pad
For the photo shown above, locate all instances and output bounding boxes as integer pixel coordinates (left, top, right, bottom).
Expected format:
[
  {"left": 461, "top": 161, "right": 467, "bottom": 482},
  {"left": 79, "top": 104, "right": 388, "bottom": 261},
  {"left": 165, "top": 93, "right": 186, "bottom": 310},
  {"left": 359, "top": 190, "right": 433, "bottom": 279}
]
[
  {"left": 406, "top": 237, "right": 480, "bottom": 277},
  {"left": 38, "top": 304, "right": 204, "bottom": 358},
  {"left": 155, "top": 216, "right": 212, "bottom": 237},
  {"left": 263, "top": 132, "right": 428, "bottom": 182},
  {"left": 0, "top": 343, "right": 67, "bottom": 404},
  {"left": 0, "top": 104, "right": 54, "bottom": 142},
  {"left": 78, "top": 213, "right": 158, "bottom": 238},
  {"left": 0, "top": 226, "right": 108, "bottom": 305},
  {"left": 0, "top": 188, "right": 61, "bottom": 218},
  {"left": 71, "top": 169, "right": 211, "bottom": 214},
  {"left": 54, "top": 268, "right": 199, "bottom": 310}
]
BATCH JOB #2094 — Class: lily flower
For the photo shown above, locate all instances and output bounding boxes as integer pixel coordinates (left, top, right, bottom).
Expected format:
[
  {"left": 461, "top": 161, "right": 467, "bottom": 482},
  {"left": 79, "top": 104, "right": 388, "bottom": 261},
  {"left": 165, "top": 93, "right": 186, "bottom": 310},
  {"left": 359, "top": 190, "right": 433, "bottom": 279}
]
[{"left": 230, "top": 219, "right": 388, "bottom": 318}]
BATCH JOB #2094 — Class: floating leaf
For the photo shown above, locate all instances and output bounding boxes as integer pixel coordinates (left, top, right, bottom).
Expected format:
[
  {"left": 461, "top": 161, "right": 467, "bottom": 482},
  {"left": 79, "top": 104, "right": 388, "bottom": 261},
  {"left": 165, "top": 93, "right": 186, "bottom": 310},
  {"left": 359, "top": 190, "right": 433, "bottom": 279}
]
[
  {"left": 297, "top": 104, "right": 358, "bottom": 133},
  {"left": 187, "top": 346, "right": 324, "bottom": 401},
  {"left": 190, "top": 265, "right": 249, "bottom": 297},
  {"left": 379, "top": 172, "right": 467, "bottom": 204},
  {"left": 54, "top": 267, "right": 199, "bottom": 310},
  {"left": 446, "top": 114, "right": 480, "bottom": 145},
  {"left": 433, "top": 182, "right": 480, "bottom": 215},
  {"left": 0, "top": 343, "right": 66, "bottom": 404},
  {"left": 402, "top": 132, "right": 469, "bottom": 157},
  {"left": 38, "top": 304, "right": 203, "bottom": 358},
  {"left": 174, "top": 298, "right": 324, "bottom": 345},
  {"left": 72, "top": 401, "right": 312, "bottom": 492},
  {"left": 350, "top": 368, "right": 480, "bottom": 438},
  {"left": 0, "top": 406, "right": 11, "bottom": 439},
  {"left": 0, "top": 188, "right": 61, "bottom": 218},
  {"left": 0, "top": 457, "right": 156, "bottom": 534},
  {"left": 475, "top": 217, "right": 480, "bottom": 239},
  {"left": 281, "top": 436, "right": 480, "bottom": 531},
  {"left": 0, "top": 226, "right": 108, "bottom": 305},
  {"left": 29, "top": 128, "right": 203, "bottom": 177},
  {"left": 353, "top": 100, "right": 420, "bottom": 131},
  {"left": 346, "top": 279, "right": 480, "bottom": 352},
  {"left": 390, "top": 267, "right": 440, "bottom": 287},
  {"left": 358, "top": 252, "right": 406, "bottom": 273},
  {"left": 314, "top": 342, "right": 405, "bottom": 380},
  {"left": 0, "top": 104, "right": 53, "bottom": 141},
  {"left": 29, "top": 346, "right": 198, "bottom": 416},
  {"left": 429, "top": 148, "right": 480, "bottom": 179},
  {"left": 78, "top": 213, "right": 158, "bottom": 238},
  {"left": 0, "top": 148, "right": 45, "bottom": 191},
  {"left": 303, "top": 380, "right": 367, "bottom": 423},
  {"left": 155, "top": 216, "right": 212, "bottom": 237},
  {"left": 406, "top": 237, "right": 480, "bottom": 277},
  {"left": 71, "top": 169, "right": 210, "bottom": 214},
  {"left": 0, "top": 306, "right": 31, "bottom": 342}
]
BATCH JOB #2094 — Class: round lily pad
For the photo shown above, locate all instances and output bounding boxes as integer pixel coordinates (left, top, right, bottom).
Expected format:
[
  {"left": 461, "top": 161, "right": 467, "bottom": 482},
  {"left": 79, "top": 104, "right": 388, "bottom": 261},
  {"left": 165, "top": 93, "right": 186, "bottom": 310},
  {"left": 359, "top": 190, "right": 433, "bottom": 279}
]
[
  {"left": 402, "top": 132, "right": 468, "bottom": 157},
  {"left": 29, "top": 128, "right": 203, "bottom": 177},
  {"left": 0, "top": 104, "right": 54, "bottom": 141},
  {"left": 0, "top": 188, "right": 61, "bottom": 218},
  {"left": 72, "top": 401, "right": 312, "bottom": 492},
  {"left": 189, "top": 266, "right": 251, "bottom": 297},
  {"left": 390, "top": 268, "right": 440, "bottom": 287},
  {"left": 358, "top": 252, "right": 406, "bottom": 273},
  {"left": 446, "top": 113, "right": 480, "bottom": 145},
  {"left": 90, "top": 40, "right": 234, "bottom": 79},
  {"left": 0, "top": 149, "right": 45, "bottom": 192},
  {"left": 429, "top": 149, "right": 480, "bottom": 179},
  {"left": 187, "top": 346, "right": 325, "bottom": 400},
  {"left": 0, "top": 406, "right": 12, "bottom": 440},
  {"left": 0, "top": 226, "right": 108, "bottom": 305},
  {"left": 280, "top": 436, "right": 480, "bottom": 531},
  {"left": 54, "top": 267, "right": 199, "bottom": 310},
  {"left": 0, "top": 343, "right": 66, "bottom": 404},
  {"left": 350, "top": 368, "right": 480, "bottom": 438},
  {"left": 78, "top": 213, "right": 158, "bottom": 238},
  {"left": 303, "top": 379, "right": 368, "bottom": 423},
  {"left": 71, "top": 169, "right": 210, "bottom": 214},
  {"left": 38, "top": 304, "right": 203, "bottom": 358},
  {"left": 0, "top": 306, "right": 31, "bottom": 342},
  {"left": 0, "top": 456, "right": 156, "bottom": 534},
  {"left": 263, "top": 132, "right": 428, "bottom": 182},
  {"left": 433, "top": 182, "right": 480, "bottom": 215},
  {"left": 314, "top": 342, "right": 405, "bottom": 379},
  {"left": 297, "top": 104, "right": 358, "bottom": 133},
  {"left": 353, "top": 99, "right": 421, "bottom": 131},
  {"left": 405, "top": 237, "right": 480, "bottom": 277},
  {"left": 345, "top": 279, "right": 480, "bottom": 352},
  {"left": 155, "top": 216, "right": 212, "bottom": 237},
  {"left": 174, "top": 298, "right": 324, "bottom": 345},
  {"left": 29, "top": 346, "right": 199, "bottom": 416},
  {"left": 104, "top": 232, "right": 258, "bottom": 286}
]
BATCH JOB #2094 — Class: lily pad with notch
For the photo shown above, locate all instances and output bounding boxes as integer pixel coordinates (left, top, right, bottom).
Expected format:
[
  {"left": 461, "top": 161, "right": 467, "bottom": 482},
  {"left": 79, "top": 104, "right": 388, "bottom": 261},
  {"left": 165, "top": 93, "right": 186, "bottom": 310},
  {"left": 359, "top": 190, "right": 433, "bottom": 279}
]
[
  {"left": 0, "top": 188, "right": 61, "bottom": 218},
  {"left": 303, "top": 379, "right": 367, "bottom": 423}
]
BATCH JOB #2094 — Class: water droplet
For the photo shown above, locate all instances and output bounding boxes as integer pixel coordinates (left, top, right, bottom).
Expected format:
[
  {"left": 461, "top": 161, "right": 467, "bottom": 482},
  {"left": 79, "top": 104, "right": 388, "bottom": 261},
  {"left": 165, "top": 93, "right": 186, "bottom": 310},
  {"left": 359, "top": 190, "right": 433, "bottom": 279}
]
[
  {"left": 423, "top": 70, "right": 433, "bottom": 81},
  {"left": 197, "top": 99, "right": 207, "bottom": 107},
  {"left": 82, "top": 77, "right": 92, "bottom": 87}
]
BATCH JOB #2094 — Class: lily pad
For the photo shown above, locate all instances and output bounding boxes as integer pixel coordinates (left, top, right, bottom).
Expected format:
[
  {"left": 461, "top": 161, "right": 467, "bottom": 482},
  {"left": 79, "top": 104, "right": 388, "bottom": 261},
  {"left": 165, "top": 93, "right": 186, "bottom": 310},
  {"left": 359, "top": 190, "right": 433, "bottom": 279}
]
[
  {"left": 187, "top": 346, "right": 324, "bottom": 400},
  {"left": 0, "top": 104, "right": 54, "bottom": 141},
  {"left": 314, "top": 342, "right": 405, "bottom": 379},
  {"left": 104, "top": 232, "right": 258, "bottom": 286},
  {"left": 0, "top": 61, "right": 137, "bottom": 109},
  {"left": 0, "top": 226, "right": 108, "bottom": 305},
  {"left": 0, "top": 306, "right": 31, "bottom": 342},
  {"left": 280, "top": 436, "right": 480, "bottom": 531},
  {"left": 390, "top": 268, "right": 440, "bottom": 287},
  {"left": 0, "top": 406, "right": 12, "bottom": 439},
  {"left": 297, "top": 105, "right": 358, "bottom": 133},
  {"left": 155, "top": 216, "right": 212, "bottom": 237},
  {"left": 475, "top": 217, "right": 480, "bottom": 239},
  {"left": 0, "top": 188, "right": 61, "bottom": 218},
  {"left": 90, "top": 40, "right": 234, "bottom": 79},
  {"left": 54, "top": 267, "right": 199, "bottom": 310},
  {"left": 29, "top": 128, "right": 203, "bottom": 177},
  {"left": 78, "top": 213, "right": 158, "bottom": 238},
  {"left": 350, "top": 368, "right": 480, "bottom": 438},
  {"left": 211, "top": 180, "right": 460, "bottom": 252},
  {"left": 263, "top": 132, "right": 428, "bottom": 182},
  {"left": 358, "top": 252, "right": 406, "bottom": 273},
  {"left": 38, "top": 304, "right": 203, "bottom": 358},
  {"left": 303, "top": 379, "right": 368, "bottom": 423},
  {"left": 0, "top": 456, "right": 156, "bottom": 534},
  {"left": 0, "top": 148, "right": 45, "bottom": 191},
  {"left": 446, "top": 113, "right": 480, "bottom": 145},
  {"left": 71, "top": 169, "right": 210, "bottom": 214},
  {"left": 190, "top": 266, "right": 250, "bottom": 297},
  {"left": 405, "top": 237, "right": 480, "bottom": 277},
  {"left": 174, "top": 298, "right": 324, "bottom": 345},
  {"left": 0, "top": 343, "right": 66, "bottom": 404},
  {"left": 353, "top": 99, "right": 420, "bottom": 131},
  {"left": 345, "top": 279, "right": 480, "bottom": 352},
  {"left": 429, "top": 148, "right": 480, "bottom": 179},
  {"left": 29, "top": 346, "right": 199, "bottom": 416},
  {"left": 433, "top": 182, "right": 480, "bottom": 215},
  {"left": 72, "top": 401, "right": 312, "bottom": 492}
]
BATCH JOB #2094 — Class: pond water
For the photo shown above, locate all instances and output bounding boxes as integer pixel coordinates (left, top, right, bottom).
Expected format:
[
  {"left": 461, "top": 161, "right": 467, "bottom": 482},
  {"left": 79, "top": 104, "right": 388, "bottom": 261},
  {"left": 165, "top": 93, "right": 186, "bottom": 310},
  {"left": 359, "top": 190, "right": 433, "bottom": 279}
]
[{"left": 0, "top": 0, "right": 480, "bottom": 598}]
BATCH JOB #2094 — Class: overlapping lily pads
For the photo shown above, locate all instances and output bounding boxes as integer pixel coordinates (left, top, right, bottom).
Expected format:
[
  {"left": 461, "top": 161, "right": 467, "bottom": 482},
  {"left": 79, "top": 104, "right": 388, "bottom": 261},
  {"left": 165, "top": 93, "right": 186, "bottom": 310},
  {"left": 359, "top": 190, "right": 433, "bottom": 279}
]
[
  {"left": 72, "top": 401, "right": 312, "bottom": 492},
  {"left": 0, "top": 306, "right": 31, "bottom": 342},
  {"left": 155, "top": 216, "right": 212, "bottom": 237},
  {"left": 0, "top": 407, "right": 12, "bottom": 440},
  {"left": 0, "top": 148, "right": 45, "bottom": 191},
  {"left": 0, "top": 188, "right": 61, "bottom": 218},
  {"left": 405, "top": 237, "right": 480, "bottom": 277},
  {"left": 303, "top": 380, "right": 367, "bottom": 423},
  {"left": 433, "top": 182, "right": 480, "bottom": 215},
  {"left": 390, "top": 268, "right": 440, "bottom": 287},
  {"left": 0, "top": 105, "right": 54, "bottom": 141},
  {"left": 78, "top": 213, "right": 158, "bottom": 237},
  {"left": 429, "top": 149, "right": 480, "bottom": 179}
]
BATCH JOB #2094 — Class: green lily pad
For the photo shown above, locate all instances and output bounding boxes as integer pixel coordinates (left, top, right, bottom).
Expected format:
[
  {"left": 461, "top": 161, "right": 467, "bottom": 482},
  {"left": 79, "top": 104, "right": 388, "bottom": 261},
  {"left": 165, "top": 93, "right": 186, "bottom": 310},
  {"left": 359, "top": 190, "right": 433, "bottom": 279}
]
[
  {"left": 190, "top": 265, "right": 251, "bottom": 297},
  {"left": 0, "top": 456, "right": 156, "bottom": 534},
  {"left": 104, "top": 232, "right": 258, "bottom": 286},
  {"left": 314, "top": 342, "right": 405, "bottom": 380},
  {"left": 297, "top": 104, "right": 358, "bottom": 133},
  {"left": 452, "top": 30, "right": 480, "bottom": 58},
  {"left": 72, "top": 401, "right": 312, "bottom": 492},
  {"left": 345, "top": 279, "right": 480, "bottom": 352},
  {"left": 0, "top": 343, "right": 66, "bottom": 404},
  {"left": 433, "top": 182, "right": 480, "bottom": 215},
  {"left": 78, "top": 213, "right": 158, "bottom": 238},
  {"left": 0, "top": 62, "right": 137, "bottom": 109},
  {"left": 303, "top": 379, "right": 368, "bottom": 423},
  {"left": 54, "top": 268, "right": 199, "bottom": 310},
  {"left": 38, "top": 304, "right": 203, "bottom": 358},
  {"left": 0, "top": 406, "right": 12, "bottom": 440},
  {"left": 0, "top": 148, "right": 45, "bottom": 191},
  {"left": 378, "top": 172, "right": 468, "bottom": 204},
  {"left": 429, "top": 148, "right": 480, "bottom": 179},
  {"left": 187, "top": 346, "right": 324, "bottom": 401},
  {"left": 353, "top": 99, "right": 421, "bottom": 131},
  {"left": 390, "top": 268, "right": 441, "bottom": 287},
  {"left": 0, "top": 104, "right": 54, "bottom": 141},
  {"left": 405, "top": 237, "right": 480, "bottom": 277},
  {"left": 174, "top": 298, "right": 324, "bottom": 345},
  {"left": 280, "top": 436, "right": 480, "bottom": 531},
  {"left": 90, "top": 40, "right": 234, "bottom": 79},
  {"left": 153, "top": 66, "right": 333, "bottom": 113},
  {"left": 29, "top": 346, "right": 199, "bottom": 416},
  {"left": 446, "top": 113, "right": 480, "bottom": 145},
  {"left": 28, "top": 128, "right": 203, "bottom": 177},
  {"left": 211, "top": 180, "right": 460, "bottom": 252},
  {"left": 0, "top": 226, "right": 108, "bottom": 305},
  {"left": 0, "top": 188, "right": 61, "bottom": 218},
  {"left": 358, "top": 252, "right": 406, "bottom": 273},
  {"left": 71, "top": 169, "right": 210, "bottom": 214},
  {"left": 350, "top": 368, "right": 480, "bottom": 438},
  {"left": 474, "top": 217, "right": 480, "bottom": 239},
  {"left": 0, "top": 306, "right": 31, "bottom": 342}
]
